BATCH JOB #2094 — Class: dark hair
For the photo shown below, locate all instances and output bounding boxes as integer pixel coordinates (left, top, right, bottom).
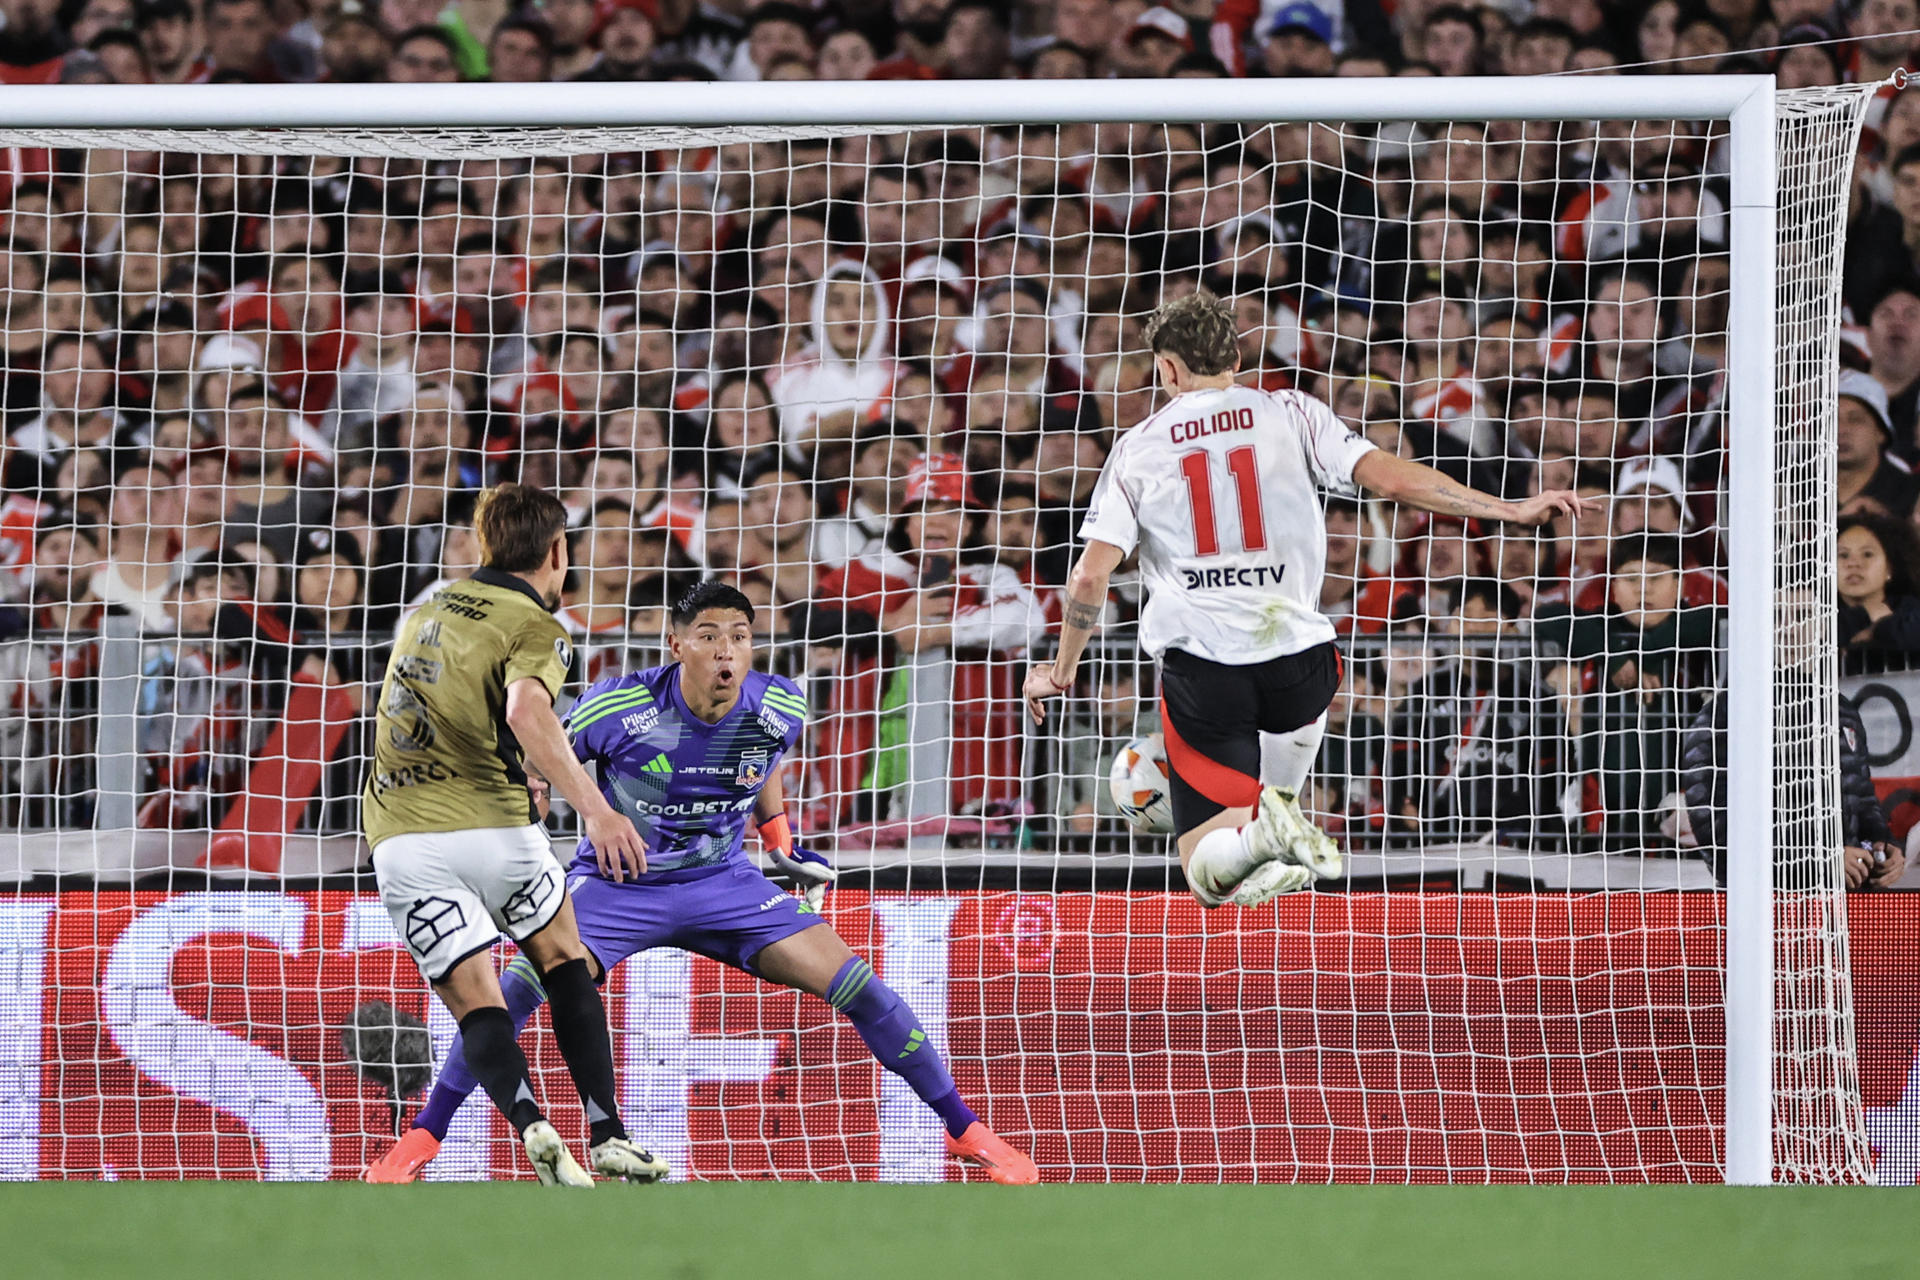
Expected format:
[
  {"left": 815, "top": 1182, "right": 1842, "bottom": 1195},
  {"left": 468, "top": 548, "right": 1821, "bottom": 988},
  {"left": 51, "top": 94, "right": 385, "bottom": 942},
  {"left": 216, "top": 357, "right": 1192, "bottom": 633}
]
[
  {"left": 87, "top": 28, "right": 144, "bottom": 59},
  {"left": 711, "top": 368, "right": 774, "bottom": 406},
  {"left": 1455, "top": 577, "right": 1520, "bottom": 619},
  {"left": 1336, "top": 47, "right": 1396, "bottom": 71},
  {"left": 866, "top": 163, "right": 924, "bottom": 195},
  {"left": 472, "top": 482, "right": 567, "bottom": 573},
  {"left": 490, "top": 14, "right": 554, "bottom": 57},
  {"left": 654, "top": 58, "right": 720, "bottom": 80},
  {"left": 1839, "top": 512, "right": 1920, "bottom": 601},
  {"left": 393, "top": 24, "right": 460, "bottom": 62},
  {"left": 529, "top": 258, "right": 597, "bottom": 293},
  {"left": 1608, "top": 531, "right": 1685, "bottom": 576},
  {"left": 1169, "top": 51, "right": 1227, "bottom": 75},
  {"left": 1424, "top": 4, "right": 1482, "bottom": 36},
  {"left": 1546, "top": 376, "right": 1610, "bottom": 409},
  {"left": 1143, "top": 287, "right": 1238, "bottom": 376},
  {"left": 1595, "top": 261, "right": 1662, "bottom": 300},
  {"left": 137, "top": 0, "right": 193, "bottom": 26},
  {"left": 671, "top": 579, "right": 755, "bottom": 628},
  {"left": 1871, "top": 272, "right": 1920, "bottom": 318},
  {"left": 1892, "top": 143, "right": 1920, "bottom": 179},
  {"left": 745, "top": 1, "right": 815, "bottom": 34},
  {"left": 35, "top": 520, "right": 98, "bottom": 549},
  {"left": 1411, "top": 194, "right": 1475, "bottom": 224},
  {"left": 737, "top": 452, "right": 808, "bottom": 490},
  {"left": 1675, "top": 9, "right": 1728, "bottom": 39},
  {"left": 947, "top": 0, "right": 1004, "bottom": 22},
  {"left": 1512, "top": 16, "right": 1576, "bottom": 46},
  {"left": 1025, "top": 41, "right": 1093, "bottom": 74},
  {"left": 1166, "top": 163, "right": 1209, "bottom": 190}
]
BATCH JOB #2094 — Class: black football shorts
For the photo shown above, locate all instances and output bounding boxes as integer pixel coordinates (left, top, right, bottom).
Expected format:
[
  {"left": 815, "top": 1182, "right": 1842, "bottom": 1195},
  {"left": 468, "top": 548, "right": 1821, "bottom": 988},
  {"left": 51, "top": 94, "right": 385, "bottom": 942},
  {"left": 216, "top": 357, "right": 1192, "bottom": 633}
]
[{"left": 1158, "top": 641, "right": 1341, "bottom": 836}]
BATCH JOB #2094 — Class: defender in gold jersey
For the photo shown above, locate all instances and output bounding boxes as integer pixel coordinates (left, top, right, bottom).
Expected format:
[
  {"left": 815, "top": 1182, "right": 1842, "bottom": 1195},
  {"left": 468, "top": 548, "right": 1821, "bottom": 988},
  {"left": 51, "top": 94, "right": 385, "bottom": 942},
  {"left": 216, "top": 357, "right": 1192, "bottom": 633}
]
[{"left": 363, "top": 483, "right": 664, "bottom": 1189}]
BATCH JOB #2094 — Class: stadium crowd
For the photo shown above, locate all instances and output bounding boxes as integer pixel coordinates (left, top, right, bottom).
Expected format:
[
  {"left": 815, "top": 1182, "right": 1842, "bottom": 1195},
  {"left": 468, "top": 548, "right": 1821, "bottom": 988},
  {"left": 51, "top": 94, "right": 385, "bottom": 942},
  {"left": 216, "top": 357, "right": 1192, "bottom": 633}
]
[{"left": 0, "top": 0, "right": 1911, "bottom": 882}]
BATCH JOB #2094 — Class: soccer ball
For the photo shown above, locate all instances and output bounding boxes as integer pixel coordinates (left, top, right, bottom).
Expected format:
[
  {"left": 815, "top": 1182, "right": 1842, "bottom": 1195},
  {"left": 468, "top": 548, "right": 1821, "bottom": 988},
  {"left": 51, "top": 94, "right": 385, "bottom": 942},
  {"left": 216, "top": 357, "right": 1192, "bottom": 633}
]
[{"left": 1109, "top": 734, "right": 1174, "bottom": 835}]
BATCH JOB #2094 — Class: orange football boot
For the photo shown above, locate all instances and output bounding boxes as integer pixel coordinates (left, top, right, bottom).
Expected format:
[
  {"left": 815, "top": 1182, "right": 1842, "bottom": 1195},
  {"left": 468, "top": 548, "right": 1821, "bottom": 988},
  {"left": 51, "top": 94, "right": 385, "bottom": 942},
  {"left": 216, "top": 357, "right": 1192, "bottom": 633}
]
[
  {"left": 364, "top": 1128, "right": 441, "bottom": 1184},
  {"left": 945, "top": 1122, "right": 1040, "bottom": 1185}
]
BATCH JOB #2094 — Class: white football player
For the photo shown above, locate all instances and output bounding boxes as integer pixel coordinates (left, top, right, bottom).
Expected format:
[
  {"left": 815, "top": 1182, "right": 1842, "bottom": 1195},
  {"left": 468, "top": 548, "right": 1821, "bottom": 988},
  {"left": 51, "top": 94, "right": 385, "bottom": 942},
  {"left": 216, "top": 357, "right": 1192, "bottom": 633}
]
[{"left": 1024, "top": 290, "right": 1597, "bottom": 907}]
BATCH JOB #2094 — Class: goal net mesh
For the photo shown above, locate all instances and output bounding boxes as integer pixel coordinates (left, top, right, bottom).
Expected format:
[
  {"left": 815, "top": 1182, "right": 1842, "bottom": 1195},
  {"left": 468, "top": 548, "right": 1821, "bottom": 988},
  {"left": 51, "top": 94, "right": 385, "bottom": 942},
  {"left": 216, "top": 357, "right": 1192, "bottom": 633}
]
[{"left": 0, "top": 84, "right": 1872, "bottom": 1183}]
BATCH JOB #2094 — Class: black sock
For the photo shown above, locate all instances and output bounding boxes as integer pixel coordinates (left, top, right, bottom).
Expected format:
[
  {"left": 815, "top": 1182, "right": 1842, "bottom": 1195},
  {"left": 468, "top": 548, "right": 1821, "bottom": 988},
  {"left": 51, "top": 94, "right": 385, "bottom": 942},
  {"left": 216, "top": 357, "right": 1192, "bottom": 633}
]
[
  {"left": 456, "top": 1006, "right": 542, "bottom": 1136},
  {"left": 540, "top": 958, "right": 628, "bottom": 1146}
]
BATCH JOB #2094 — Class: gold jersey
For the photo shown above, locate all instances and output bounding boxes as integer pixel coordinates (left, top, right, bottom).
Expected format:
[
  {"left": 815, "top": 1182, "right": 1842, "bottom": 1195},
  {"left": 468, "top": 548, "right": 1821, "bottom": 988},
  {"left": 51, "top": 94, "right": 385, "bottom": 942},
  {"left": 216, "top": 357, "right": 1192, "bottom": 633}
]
[{"left": 362, "top": 568, "right": 574, "bottom": 850}]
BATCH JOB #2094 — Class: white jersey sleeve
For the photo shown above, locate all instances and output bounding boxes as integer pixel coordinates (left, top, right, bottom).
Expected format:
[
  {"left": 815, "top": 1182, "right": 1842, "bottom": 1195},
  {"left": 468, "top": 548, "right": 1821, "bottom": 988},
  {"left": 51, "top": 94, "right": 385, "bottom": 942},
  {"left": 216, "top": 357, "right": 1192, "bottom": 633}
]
[
  {"left": 1089, "top": 384, "right": 1377, "bottom": 666},
  {"left": 1077, "top": 439, "right": 1141, "bottom": 556},
  {"left": 1289, "top": 390, "right": 1377, "bottom": 494}
]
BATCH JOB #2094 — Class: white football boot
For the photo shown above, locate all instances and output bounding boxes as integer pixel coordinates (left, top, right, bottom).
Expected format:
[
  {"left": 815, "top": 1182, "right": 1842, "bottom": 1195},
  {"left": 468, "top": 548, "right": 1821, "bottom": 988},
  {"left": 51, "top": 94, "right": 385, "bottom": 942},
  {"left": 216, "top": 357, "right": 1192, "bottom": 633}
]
[
  {"left": 1258, "top": 787, "right": 1343, "bottom": 881},
  {"left": 1226, "top": 858, "right": 1315, "bottom": 908},
  {"left": 523, "top": 1120, "right": 594, "bottom": 1187},
  {"left": 591, "top": 1136, "right": 670, "bottom": 1183}
]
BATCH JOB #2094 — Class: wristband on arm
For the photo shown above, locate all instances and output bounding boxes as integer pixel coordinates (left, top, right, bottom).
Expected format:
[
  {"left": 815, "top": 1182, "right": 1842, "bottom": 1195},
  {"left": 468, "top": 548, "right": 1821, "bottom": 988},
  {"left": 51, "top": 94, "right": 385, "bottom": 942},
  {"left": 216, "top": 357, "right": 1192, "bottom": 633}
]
[
  {"left": 758, "top": 811, "right": 794, "bottom": 858},
  {"left": 759, "top": 811, "right": 833, "bottom": 909}
]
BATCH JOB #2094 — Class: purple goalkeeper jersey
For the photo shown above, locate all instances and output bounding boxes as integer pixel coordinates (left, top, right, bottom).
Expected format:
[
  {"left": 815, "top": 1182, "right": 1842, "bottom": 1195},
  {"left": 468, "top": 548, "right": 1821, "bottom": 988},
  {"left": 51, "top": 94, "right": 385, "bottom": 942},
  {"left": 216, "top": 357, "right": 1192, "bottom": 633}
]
[{"left": 563, "top": 664, "right": 806, "bottom": 881}]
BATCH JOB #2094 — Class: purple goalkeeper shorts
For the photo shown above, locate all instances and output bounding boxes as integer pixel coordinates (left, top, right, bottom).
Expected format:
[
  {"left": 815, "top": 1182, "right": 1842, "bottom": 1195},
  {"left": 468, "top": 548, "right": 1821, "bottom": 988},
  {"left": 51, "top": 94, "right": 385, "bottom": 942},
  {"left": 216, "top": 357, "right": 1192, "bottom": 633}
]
[{"left": 565, "top": 859, "right": 826, "bottom": 977}]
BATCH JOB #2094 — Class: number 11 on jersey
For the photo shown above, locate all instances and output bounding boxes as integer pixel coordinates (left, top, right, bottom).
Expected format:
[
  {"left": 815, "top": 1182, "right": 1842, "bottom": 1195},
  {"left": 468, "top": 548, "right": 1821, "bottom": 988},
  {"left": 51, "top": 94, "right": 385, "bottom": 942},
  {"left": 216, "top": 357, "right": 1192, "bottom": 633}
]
[{"left": 1179, "top": 446, "right": 1267, "bottom": 557}]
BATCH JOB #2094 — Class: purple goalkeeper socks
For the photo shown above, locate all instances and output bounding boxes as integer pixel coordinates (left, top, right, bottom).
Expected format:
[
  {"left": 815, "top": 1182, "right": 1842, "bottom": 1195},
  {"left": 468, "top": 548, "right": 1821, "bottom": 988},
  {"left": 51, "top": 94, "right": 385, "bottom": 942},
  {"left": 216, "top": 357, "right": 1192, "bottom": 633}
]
[
  {"left": 414, "top": 956, "right": 548, "bottom": 1142},
  {"left": 827, "top": 956, "right": 979, "bottom": 1139}
]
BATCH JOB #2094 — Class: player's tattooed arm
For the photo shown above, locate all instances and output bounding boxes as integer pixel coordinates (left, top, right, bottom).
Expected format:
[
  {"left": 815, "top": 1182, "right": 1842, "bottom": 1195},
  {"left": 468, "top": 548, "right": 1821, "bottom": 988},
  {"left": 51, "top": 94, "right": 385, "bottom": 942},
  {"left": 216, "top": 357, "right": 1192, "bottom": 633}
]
[
  {"left": 1062, "top": 598, "right": 1102, "bottom": 631},
  {"left": 1351, "top": 450, "right": 1599, "bottom": 527},
  {"left": 1028, "top": 539, "right": 1128, "bottom": 726}
]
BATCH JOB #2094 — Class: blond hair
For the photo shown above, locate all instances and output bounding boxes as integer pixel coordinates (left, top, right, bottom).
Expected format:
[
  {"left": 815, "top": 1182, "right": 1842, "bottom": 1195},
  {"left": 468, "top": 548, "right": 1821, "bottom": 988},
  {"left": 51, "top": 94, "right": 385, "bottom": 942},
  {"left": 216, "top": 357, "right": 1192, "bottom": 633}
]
[{"left": 1142, "top": 288, "right": 1239, "bottom": 376}]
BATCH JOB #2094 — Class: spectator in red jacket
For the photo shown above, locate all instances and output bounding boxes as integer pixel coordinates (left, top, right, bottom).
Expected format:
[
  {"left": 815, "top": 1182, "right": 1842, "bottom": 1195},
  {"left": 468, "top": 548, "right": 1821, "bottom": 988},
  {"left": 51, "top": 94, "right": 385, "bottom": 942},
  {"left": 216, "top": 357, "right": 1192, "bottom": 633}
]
[{"left": 815, "top": 453, "right": 1042, "bottom": 820}]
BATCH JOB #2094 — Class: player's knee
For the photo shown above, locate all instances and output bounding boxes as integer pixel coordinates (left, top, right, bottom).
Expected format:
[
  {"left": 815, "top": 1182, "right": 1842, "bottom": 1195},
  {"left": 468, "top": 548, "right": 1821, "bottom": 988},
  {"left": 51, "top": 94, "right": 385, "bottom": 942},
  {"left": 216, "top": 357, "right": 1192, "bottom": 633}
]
[{"left": 521, "top": 928, "right": 591, "bottom": 975}]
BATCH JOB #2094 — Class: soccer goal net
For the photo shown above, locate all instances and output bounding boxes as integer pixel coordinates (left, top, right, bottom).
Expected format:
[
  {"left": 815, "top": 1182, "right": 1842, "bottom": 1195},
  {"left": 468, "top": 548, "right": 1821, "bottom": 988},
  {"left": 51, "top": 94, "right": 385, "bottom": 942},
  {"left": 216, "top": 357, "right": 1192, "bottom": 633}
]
[{"left": 0, "top": 76, "right": 1875, "bottom": 1184}]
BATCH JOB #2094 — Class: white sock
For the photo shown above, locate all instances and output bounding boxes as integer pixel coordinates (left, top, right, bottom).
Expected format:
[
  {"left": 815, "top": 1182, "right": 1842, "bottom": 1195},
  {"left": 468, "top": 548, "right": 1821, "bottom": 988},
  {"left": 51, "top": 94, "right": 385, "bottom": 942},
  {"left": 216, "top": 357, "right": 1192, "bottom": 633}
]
[
  {"left": 1187, "top": 825, "right": 1259, "bottom": 903},
  {"left": 1259, "top": 714, "right": 1329, "bottom": 795}
]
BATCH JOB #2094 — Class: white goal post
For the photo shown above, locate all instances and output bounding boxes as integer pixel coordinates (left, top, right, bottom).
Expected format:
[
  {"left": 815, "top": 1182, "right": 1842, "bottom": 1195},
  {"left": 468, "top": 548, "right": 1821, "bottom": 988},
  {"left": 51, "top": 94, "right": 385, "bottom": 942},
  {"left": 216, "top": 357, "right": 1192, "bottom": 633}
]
[{"left": 0, "top": 75, "right": 1873, "bottom": 1185}]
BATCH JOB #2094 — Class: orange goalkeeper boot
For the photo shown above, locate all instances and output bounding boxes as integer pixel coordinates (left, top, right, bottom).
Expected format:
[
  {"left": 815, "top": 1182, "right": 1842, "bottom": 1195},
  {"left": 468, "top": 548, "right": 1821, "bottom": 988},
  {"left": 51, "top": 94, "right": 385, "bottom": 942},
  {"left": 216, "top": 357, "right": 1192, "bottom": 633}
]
[
  {"left": 364, "top": 1128, "right": 441, "bottom": 1184},
  {"left": 945, "top": 1122, "right": 1040, "bottom": 1185}
]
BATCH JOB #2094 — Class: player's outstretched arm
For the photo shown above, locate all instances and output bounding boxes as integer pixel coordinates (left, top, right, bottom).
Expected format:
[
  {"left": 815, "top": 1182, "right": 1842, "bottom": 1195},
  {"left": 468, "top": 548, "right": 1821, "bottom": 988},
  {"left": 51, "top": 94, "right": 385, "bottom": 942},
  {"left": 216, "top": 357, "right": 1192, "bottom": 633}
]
[
  {"left": 1351, "top": 450, "right": 1600, "bottom": 526},
  {"left": 504, "top": 677, "right": 647, "bottom": 881},
  {"left": 1025, "top": 539, "right": 1128, "bottom": 726}
]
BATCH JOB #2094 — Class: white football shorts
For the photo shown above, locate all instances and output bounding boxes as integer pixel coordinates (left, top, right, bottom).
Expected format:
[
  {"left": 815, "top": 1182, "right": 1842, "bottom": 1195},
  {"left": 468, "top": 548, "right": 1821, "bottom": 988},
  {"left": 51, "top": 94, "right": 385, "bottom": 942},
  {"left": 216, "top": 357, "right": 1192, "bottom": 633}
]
[{"left": 372, "top": 823, "right": 567, "bottom": 983}]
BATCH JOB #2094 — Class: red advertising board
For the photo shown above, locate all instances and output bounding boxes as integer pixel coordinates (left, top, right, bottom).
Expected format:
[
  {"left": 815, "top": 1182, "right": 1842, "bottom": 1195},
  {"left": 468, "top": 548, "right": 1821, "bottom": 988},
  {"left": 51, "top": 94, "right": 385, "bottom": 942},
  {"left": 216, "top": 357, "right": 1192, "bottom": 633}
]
[{"left": 0, "top": 889, "right": 1910, "bottom": 1183}]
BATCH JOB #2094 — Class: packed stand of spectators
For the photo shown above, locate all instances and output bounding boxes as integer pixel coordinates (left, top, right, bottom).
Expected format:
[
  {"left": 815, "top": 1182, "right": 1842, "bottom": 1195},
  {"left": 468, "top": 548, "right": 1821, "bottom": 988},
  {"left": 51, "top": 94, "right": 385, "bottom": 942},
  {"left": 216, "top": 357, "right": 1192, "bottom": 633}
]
[{"left": 0, "top": 0, "right": 1908, "bottom": 882}]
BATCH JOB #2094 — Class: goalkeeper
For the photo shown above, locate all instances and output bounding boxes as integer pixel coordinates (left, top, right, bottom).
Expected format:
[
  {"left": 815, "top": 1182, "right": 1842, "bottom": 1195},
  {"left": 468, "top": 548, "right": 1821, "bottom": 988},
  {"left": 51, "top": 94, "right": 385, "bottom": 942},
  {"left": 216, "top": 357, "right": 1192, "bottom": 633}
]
[{"left": 366, "top": 580, "right": 1038, "bottom": 1185}]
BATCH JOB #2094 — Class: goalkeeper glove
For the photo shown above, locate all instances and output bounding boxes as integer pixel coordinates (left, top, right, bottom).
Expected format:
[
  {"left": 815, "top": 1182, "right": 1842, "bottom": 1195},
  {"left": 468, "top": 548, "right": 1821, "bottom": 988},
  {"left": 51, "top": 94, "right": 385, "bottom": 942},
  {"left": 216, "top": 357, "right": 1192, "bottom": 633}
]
[{"left": 759, "top": 812, "right": 834, "bottom": 910}]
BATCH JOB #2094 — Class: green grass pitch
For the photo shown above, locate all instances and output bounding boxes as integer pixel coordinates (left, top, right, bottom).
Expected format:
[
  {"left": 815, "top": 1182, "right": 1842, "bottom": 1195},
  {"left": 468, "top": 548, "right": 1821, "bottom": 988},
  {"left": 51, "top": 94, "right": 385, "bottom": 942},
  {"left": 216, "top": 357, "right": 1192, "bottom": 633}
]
[{"left": 7, "top": 1184, "right": 1917, "bottom": 1280}]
